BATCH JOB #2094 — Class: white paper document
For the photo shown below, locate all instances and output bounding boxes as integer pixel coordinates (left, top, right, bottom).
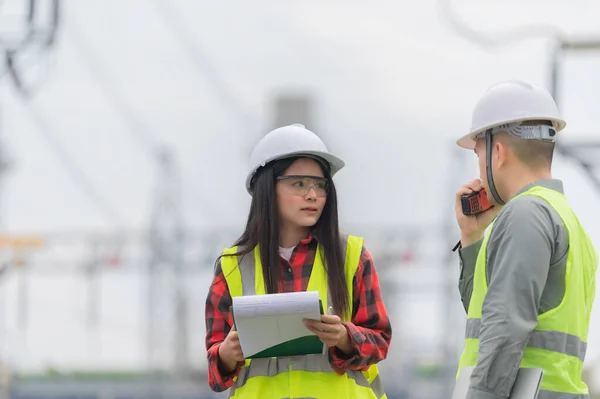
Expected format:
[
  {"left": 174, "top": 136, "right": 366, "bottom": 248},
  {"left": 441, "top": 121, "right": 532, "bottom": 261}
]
[{"left": 231, "top": 291, "right": 323, "bottom": 358}]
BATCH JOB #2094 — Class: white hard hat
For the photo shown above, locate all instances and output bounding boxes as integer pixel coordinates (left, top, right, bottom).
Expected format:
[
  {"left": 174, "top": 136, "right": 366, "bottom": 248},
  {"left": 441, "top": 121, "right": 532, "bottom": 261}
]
[
  {"left": 457, "top": 80, "right": 567, "bottom": 150},
  {"left": 245, "top": 123, "right": 345, "bottom": 194}
]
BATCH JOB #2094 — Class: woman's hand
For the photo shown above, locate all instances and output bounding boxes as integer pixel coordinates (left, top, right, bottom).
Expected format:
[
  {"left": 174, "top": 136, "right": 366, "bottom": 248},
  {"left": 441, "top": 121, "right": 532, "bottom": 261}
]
[
  {"left": 303, "top": 315, "right": 353, "bottom": 354},
  {"left": 218, "top": 325, "right": 245, "bottom": 374}
]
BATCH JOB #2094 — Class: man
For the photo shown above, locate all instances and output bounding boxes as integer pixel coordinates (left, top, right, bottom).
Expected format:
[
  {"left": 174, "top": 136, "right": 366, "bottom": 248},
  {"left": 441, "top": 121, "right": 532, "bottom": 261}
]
[{"left": 453, "top": 79, "right": 599, "bottom": 399}]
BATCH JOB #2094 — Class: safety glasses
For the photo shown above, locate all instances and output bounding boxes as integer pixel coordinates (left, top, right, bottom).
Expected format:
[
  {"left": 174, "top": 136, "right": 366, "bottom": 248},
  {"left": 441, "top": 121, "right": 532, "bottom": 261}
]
[{"left": 275, "top": 175, "right": 329, "bottom": 198}]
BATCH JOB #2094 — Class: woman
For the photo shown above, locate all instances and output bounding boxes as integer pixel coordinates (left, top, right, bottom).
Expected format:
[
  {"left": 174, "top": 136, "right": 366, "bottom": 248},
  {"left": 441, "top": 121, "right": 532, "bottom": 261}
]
[{"left": 205, "top": 124, "right": 392, "bottom": 398}]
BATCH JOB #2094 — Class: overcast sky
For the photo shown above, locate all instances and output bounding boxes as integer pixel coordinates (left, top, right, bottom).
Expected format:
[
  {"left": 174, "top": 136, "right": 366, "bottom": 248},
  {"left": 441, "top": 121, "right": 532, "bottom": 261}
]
[{"left": 0, "top": 0, "right": 600, "bottom": 381}]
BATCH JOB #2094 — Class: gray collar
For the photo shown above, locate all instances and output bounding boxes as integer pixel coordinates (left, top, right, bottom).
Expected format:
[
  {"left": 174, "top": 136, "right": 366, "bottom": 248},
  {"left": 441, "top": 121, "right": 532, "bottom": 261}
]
[{"left": 514, "top": 178, "right": 564, "bottom": 198}]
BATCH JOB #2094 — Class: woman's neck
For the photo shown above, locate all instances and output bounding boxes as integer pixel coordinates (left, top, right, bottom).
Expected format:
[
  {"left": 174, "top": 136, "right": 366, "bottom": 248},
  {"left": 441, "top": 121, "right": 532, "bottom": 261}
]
[{"left": 279, "top": 224, "right": 311, "bottom": 248}]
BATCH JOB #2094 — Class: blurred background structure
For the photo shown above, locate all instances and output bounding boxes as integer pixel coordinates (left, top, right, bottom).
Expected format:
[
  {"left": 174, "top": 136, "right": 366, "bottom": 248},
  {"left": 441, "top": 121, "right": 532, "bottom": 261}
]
[{"left": 0, "top": 1, "right": 600, "bottom": 398}]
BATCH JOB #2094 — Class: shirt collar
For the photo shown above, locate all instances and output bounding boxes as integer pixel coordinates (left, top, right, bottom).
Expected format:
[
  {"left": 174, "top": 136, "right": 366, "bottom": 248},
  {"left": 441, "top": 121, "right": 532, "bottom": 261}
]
[
  {"left": 514, "top": 178, "right": 564, "bottom": 198},
  {"left": 300, "top": 233, "right": 318, "bottom": 245}
]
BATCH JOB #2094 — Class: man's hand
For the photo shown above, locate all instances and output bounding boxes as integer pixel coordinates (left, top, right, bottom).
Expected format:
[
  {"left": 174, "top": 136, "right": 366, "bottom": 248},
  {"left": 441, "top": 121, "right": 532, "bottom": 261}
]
[
  {"left": 455, "top": 179, "right": 502, "bottom": 247},
  {"left": 217, "top": 325, "right": 245, "bottom": 374},
  {"left": 303, "top": 315, "right": 353, "bottom": 354}
]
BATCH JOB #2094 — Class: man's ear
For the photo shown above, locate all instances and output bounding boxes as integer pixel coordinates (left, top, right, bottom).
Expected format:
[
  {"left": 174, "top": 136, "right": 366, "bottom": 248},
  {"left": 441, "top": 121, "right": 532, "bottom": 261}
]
[{"left": 494, "top": 141, "right": 509, "bottom": 169}]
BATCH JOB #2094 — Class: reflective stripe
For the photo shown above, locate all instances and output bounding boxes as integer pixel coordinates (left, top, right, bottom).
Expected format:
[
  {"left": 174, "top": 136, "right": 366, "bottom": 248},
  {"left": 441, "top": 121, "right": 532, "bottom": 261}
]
[
  {"left": 370, "top": 374, "right": 385, "bottom": 399},
  {"left": 465, "top": 318, "right": 479, "bottom": 339},
  {"left": 465, "top": 318, "right": 587, "bottom": 361},
  {"left": 538, "top": 390, "right": 589, "bottom": 399},
  {"left": 233, "top": 354, "right": 371, "bottom": 390},
  {"left": 238, "top": 253, "right": 255, "bottom": 296},
  {"left": 528, "top": 330, "right": 587, "bottom": 362}
]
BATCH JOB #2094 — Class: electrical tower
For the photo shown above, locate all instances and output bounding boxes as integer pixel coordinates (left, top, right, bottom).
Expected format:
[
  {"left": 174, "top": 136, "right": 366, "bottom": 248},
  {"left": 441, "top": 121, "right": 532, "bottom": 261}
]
[
  {"left": 549, "top": 39, "right": 600, "bottom": 195},
  {"left": 272, "top": 92, "right": 337, "bottom": 154},
  {"left": 0, "top": 1, "right": 60, "bottom": 389},
  {"left": 273, "top": 93, "right": 314, "bottom": 129},
  {"left": 147, "top": 145, "right": 188, "bottom": 376}
]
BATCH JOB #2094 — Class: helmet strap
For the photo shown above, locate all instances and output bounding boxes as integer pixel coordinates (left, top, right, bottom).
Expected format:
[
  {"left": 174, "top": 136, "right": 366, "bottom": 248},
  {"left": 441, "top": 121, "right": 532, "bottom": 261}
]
[{"left": 485, "top": 130, "right": 505, "bottom": 206}]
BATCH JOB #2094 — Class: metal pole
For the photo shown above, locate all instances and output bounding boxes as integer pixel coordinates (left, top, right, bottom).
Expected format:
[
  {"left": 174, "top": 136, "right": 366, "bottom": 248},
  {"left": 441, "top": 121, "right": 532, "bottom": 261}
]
[
  {"left": 173, "top": 229, "right": 189, "bottom": 377},
  {"left": 148, "top": 146, "right": 189, "bottom": 375},
  {"left": 549, "top": 40, "right": 568, "bottom": 160},
  {"left": 87, "top": 240, "right": 100, "bottom": 329},
  {"left": 441, "top": 144, "right": 467, "bottom": 398},
  {"left": 17, "top": 256, "right": 28, "bottom": 332},
  {"left": 549, "top": 43, "right": 562, "bottom": 113},
  {"left": 548, "top": 38, "right": 600, "bottom": 196},
  {"left": 146, "top": 241, "right": 157, "bottom": 371}
]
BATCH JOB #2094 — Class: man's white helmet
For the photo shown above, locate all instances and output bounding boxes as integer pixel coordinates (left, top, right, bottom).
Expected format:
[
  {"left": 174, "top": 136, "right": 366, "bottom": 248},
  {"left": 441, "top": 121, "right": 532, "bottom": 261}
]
[
  {"left": 457, "top": 80, "right": 567, "bottom": 150},
  {"left": 245, "top": 123, "right": 345, "bottom": 194}
]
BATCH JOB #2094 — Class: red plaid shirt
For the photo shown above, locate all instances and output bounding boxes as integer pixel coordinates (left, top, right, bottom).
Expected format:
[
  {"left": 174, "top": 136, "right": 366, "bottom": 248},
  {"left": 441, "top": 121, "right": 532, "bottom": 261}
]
[{"left": 204, "top": 235, "right": 392, "bottom": 392}]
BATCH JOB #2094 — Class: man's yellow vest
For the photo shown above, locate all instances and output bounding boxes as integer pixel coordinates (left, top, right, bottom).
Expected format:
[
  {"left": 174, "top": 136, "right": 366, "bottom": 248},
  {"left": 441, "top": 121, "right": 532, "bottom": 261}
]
[
  {"left": 457, "top": 186, "right": 598, "bottom": 398},
  {"left": 219, "top": 235, "right": 387, "bottom": 399}
]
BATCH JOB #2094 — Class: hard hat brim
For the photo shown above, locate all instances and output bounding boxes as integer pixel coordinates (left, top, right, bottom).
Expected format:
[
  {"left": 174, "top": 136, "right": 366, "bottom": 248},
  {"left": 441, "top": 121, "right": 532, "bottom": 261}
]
[
  {"left": 245, "top": 151, "right": 345, "bottom": 194},
  {"left": 456, "top": 117, "right": 567, "bottom": 150}
]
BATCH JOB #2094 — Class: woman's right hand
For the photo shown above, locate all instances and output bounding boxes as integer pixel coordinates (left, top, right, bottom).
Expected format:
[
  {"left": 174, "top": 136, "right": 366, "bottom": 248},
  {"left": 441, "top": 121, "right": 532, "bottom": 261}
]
[
  {"left": 455, "top": 179, "right": 501, "bottom": 247},
  {"left": 217, "top": 325, "right": 245, "bottom": 374}
]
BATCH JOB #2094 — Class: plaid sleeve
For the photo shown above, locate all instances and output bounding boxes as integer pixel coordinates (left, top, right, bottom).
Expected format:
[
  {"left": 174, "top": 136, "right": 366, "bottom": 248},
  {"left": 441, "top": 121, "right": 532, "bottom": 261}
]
[
  {"left": 205, "top": 261, "right": 244, "bottom": 392},
  {"left": 330, "top": 246, "right": 392, "bottom": 372}
]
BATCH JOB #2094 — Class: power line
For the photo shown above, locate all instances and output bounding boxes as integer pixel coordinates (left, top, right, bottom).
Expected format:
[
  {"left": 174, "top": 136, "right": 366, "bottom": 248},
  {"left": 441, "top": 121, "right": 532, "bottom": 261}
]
[
  {"left": 437, "top": 0, "right": 600, "bottom": 197},
  {"left": 14, "top": 98, "right": 124, "bottom": 227},
  {"left": 548, "top": 44, "right": 600, "bottom": 196},
  {"left": 149, "top": 0, "right": 257, "bottom": 130},
  {"left": 1, "top": 0, "right": 122, "bottom": 227},
  {"left": 436, "top": 0, "right": 565, "bottom": 49},
  {"left": 3, "top": 0, "right": 60, "bottom": 97},
  {"left": 65, "top": 18, "right": 216, "bottom": 214},
  {"left": 66, "top": 19, "right": 156, "bottom": 156}
]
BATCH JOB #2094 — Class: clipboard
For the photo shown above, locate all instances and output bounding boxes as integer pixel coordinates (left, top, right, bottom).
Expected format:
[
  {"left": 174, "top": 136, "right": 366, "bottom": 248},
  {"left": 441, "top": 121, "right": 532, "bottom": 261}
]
[
  {"left": 453, "top": 366, "right": 544, "bottom": 399},
  {"left": 230, "top": 292, "right": 325, "bottom": 359}
]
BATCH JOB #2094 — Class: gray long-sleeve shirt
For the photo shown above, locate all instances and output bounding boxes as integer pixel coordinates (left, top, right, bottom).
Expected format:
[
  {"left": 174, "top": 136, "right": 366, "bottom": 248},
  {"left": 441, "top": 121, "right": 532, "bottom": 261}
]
[{"left": 457, "top": 179, "right": 569, "bottom": 399}]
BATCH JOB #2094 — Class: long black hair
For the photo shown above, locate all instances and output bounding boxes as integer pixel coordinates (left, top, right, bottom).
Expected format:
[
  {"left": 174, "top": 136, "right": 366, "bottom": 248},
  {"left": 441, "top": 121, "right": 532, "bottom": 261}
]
[{"left": 218, "top": 156, "right": 349, "bottom": 318}]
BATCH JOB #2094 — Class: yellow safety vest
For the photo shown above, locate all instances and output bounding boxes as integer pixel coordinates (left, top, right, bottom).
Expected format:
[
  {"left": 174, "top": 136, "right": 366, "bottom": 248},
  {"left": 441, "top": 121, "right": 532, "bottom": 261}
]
[
  {"left": 457, "top": 186, "right": 598, "bottom": 399},
  {"left": 220, "top": 235, "right": 387, "bottom": 399}
]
